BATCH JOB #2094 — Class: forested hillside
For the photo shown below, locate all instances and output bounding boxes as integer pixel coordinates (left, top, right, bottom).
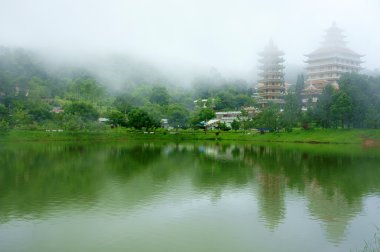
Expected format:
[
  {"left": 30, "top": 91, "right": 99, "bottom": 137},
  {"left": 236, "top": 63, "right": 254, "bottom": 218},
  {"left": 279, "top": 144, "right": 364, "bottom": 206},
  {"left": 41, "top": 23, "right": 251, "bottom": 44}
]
[{"left": 1, "top": 47, "right": 380, "bottom": 131}]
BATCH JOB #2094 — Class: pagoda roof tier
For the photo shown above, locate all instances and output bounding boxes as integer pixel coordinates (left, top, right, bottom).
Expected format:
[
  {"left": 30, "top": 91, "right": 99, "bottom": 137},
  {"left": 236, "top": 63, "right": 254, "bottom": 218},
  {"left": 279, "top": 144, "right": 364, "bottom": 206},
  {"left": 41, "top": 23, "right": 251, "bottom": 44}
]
[
  {"left": 258, "top": 65, "right": 285, "bottom": 70},
  {"left": 257, "top": 99, "right": 285, "bottom": 104},
  {"left": 259, "top": 78, "right": 285, "bottom": 82},
  {"left": 257, "top": 40, "right": 286, "bottom": 86},
  {"left": 258, "top": 89, "right": 285, "bottom": 96},
  {"left": 260, "top": 79, "right": 285, "bottom": 85},
  {"left": 305, "top": 79, "right": 329, "bottom": 85},
  {"left": 258, "top": 40, "right": 284, "bottom": 56},
  {"left": 307, "top": 69, "right": 361, "bottom": 75},
  {"left": 259, "top": 72, "right": 284, "bottom": 77},
  {"left": 258, "top": 51, "right": 284, "bottom": 57},
  {"left": 258, "top": 58, "right": 285, "bottom": 63},
  {"left": 321, "top": 23, "right": 347, "bottom": 47},
  {"left": 305, "top": 57, "right": 364, "bottom": 64},
  {"left": 257, "top": 85, "right": 285, "bottom": 90},
  {"left": 306, "top": 77, "right": 340, "bottom": 82},
  {"left": 305, "top": 63, "right": 363, "bottom": 69},
  {"left": 259, "top": 92, "right": 285, "bottom": 98},
  {"left": 305, "top": 46, "right": 363, "bottom": 58}
]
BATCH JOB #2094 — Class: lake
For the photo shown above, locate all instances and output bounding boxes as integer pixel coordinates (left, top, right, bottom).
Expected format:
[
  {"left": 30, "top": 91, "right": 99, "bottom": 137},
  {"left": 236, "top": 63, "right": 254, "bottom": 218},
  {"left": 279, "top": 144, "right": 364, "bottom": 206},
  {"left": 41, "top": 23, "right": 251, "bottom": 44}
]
[{"left": 0, "top": 141, "right": 379, "bottom": 252}]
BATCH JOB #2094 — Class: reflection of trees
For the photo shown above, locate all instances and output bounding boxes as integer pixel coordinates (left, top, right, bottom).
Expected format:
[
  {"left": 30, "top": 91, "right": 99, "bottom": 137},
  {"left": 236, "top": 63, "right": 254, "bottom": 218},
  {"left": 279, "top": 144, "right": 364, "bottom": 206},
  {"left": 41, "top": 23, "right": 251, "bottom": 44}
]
[
  {"left": 189, "top": 144, "right": 254, "bottom": 194},
  {"left": 0, "top": 141, "right": 379, "bottom": 244},
  {"left": 300, "top": 153, "right": 380, "bottom": 243},
  {"left": 0, "top": 143, "right": 106, "bottom": 222},
  {"left": 245, "top": 144, "right": 380, "bottom": 239},
  {"left": 105, "top": 143, "right": 164, "bottom": 180}
]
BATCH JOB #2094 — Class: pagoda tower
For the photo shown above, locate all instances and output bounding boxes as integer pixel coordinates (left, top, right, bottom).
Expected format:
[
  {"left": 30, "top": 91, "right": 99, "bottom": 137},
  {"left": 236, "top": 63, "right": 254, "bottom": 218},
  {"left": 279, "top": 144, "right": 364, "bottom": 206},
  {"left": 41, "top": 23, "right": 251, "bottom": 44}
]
[
  {"left": 304, "top": 23, "right": 363, "bottom": 97},
  {"left": 257, "top": 40, "right": 286, "bottom": 106}
]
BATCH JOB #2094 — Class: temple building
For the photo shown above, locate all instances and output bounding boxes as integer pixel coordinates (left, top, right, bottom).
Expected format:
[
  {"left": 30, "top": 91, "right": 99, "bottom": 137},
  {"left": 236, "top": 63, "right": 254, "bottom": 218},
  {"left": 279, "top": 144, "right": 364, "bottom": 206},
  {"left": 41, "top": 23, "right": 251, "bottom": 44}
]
[
  {"left": 256, "top": 40, "right": 286, "bottom": 106},
  {"left": 303, "top": 23, "right": 363, "bottom": 103}
]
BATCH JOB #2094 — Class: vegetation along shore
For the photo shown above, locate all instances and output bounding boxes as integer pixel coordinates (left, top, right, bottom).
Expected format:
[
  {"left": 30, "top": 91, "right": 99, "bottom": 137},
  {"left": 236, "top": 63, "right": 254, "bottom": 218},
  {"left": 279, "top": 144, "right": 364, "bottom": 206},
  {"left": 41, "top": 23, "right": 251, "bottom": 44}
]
[{"left": 2, "top": 128, "right": 380, "bottom": 145}]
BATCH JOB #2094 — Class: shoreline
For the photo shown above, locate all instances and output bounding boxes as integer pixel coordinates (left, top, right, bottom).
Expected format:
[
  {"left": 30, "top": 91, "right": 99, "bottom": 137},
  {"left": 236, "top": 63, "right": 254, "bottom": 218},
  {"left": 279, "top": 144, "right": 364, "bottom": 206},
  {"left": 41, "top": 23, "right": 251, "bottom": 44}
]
[{"left": 1, "top": 128, "right": 380, "bottom": 145}]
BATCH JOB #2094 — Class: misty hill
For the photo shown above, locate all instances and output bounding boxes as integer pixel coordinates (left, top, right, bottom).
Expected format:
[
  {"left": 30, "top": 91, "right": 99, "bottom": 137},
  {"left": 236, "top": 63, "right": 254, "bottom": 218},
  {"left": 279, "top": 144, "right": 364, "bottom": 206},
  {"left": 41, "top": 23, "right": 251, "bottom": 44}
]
[{"left": 1, "top": 46, "right": 378, "bottom": 100}]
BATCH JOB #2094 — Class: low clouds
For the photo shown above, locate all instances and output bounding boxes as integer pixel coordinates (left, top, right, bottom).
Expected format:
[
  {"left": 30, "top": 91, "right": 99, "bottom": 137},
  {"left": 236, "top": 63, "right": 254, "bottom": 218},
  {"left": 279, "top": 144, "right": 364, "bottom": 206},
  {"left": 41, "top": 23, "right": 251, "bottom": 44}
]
[{"left": 0, "top": 0, "right": 379, "bottom": 77}]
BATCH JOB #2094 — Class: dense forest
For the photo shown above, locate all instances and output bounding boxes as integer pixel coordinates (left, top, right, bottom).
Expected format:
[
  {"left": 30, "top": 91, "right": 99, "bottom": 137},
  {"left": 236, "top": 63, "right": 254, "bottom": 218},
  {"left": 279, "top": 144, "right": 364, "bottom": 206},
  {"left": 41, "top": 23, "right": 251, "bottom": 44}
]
[{"left": 1, "top": 47, "right": 380, "bottom": 131}]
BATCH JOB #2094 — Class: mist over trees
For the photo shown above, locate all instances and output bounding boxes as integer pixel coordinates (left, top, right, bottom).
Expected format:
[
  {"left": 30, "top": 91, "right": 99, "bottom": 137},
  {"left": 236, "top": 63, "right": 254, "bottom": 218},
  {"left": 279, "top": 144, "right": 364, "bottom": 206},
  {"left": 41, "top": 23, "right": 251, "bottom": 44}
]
[{"left": 1, "top": 46, "right": 380, "bottom": 131}]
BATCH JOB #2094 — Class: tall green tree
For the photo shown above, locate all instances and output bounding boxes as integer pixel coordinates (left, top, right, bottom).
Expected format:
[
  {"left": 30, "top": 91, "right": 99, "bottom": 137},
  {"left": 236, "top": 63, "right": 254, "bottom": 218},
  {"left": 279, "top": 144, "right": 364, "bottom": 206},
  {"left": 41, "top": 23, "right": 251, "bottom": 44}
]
[
  {"left": 198, "top": 107, "right": 216, "bottom": 122},
  {"left": 295, "top": 74, "right": 305, "bottom": 97},
  {"left": 0, "top": 104, "right": 7, "bottom": 119},
  {"left": 113, "top": 94, "right": 134, "bottom": 115},
  {"left": 190, "top": 107, "right": 216, "bottom": 128},
  {"left": 127, "top": 108, "right": 159, "bottom": 130},
  {"left": 149, "top": 86, "right": 170, "bottom": 106},
  {"left": 364, "top": 102, "right": 380, "bottom": 129},
  {"left": 254, "top": 103, "right": 280, "bottom": 131},
  {"left": 66, "top": 77, "right": 106, "bottom": 104},
  {"left": 331, "top": 91, "right": 352, "bottom": 128},
  {"left": 106, "top": 109, "right": 127, "bottom": 127},
  {"left": 281, "top": 93, "right": 301, "bottom": 131},
  {"left": 231, "top": 119, "right": 240, "bottom": 131},
  {"left": 64, "top": 102, "right": 99, "bottom": 122},
  {"left": 339, "top": 74, "right": 371, "bottom": 128},
  {"left": 314, "top": 85, "right": 335, "bottom": 128},
  {"left": 167, "top": 104, "right": 189, "bottom": 128}
]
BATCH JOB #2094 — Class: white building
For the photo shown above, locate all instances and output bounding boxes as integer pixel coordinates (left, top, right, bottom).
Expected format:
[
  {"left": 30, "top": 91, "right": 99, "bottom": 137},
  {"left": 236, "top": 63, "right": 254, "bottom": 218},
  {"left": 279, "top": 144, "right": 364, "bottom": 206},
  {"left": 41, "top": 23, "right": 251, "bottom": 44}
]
[
  {"left": 304, "top": 23, "right": 363, "bottom": 97},
  {"left": 215, "top": 111, "right": 242, "bottom": 126}
]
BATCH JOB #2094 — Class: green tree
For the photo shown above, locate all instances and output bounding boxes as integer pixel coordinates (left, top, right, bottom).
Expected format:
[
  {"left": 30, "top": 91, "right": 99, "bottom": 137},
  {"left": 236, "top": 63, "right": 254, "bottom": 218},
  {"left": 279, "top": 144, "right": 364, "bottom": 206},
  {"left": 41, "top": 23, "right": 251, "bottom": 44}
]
[
  {"left": 66, "top": 77, "right": 106, "bottom": 104},
  {"left": 234, "top": 94, "right": 254, "bottom": 109},
  {"left": 295, "top": 74, "right": 305, "bottom": 98},
  {"left": 199, "top": 107, "right": 216, "bottom": 122},
  {"left": 167, "top": 104, "right": 189, "bottom": 128},
  {"left": 27, "top": 77, "right": 48, "bottom": 99},
  {"left": 62, "top": 114, "right": 84, "bottom": 131},
  {"left": 0, "top": 72, "right": 13, "bottom": 97},
  {"left": 331, "top": 91, "right": 352, "bottom": 128},
  {"left": 231, "top": 119, "right": 240, "bottom": 131},
  {"left": 107, "top": 109, "right": 127, "bottom": 127},
  {"left": 217, "top": 121, "right": 230, "bottom": 131},
  {"left": 254, "top": 103, "right": 280, "bottom": 131},
  {"left": 141, "top": 102, "right": 165, "bottom": 124},
  {"left": 314, "top": 85, "right": 335, "bottom": 128},
  {"left": 281, "top": 93, "right": 301, "bottom": 131},
  {"left": 127, "top": 108, "right": 159, "bottom": 130},
  {"left": 190, "top": 107, "right": 215, "bottom": 128},
  {"left": 0, "top": 104, "right": 8, "bottom": 119},
  {"left": 27, "top": 100, "right": 52, "bottom": 122},
  {"left": 64, "top": 102, "right": 99, "bottom": 122},
  {"left": 113, "top": 94, "right": 134, "bottom": 115},
  {"left": 339, "top": 73, "right": 373, "bottom": 128},
  {"left": 11, "top": 108, "right": 31, "bottom": 126},
  {"left": 0, "top": 119, "right": 9, "bottom": 130},
  {"left": 149, "top": 86, "right": 170, "bottom": 106}
]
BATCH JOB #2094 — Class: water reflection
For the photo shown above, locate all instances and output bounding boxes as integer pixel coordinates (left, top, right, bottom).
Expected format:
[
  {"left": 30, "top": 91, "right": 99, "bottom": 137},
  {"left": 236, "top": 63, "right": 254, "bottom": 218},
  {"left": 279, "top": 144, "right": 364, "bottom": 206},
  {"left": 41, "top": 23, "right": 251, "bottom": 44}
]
[{"left": 0, "top": 141, "right": 380, "bottom": 248}]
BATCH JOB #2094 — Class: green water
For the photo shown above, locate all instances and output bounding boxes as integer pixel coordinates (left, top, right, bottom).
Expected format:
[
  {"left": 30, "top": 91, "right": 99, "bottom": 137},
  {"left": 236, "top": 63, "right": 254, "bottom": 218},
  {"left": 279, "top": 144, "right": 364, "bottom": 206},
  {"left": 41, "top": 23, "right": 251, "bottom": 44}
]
[{"left": 0, "top": 141, "right": 380, "bottom": 252}]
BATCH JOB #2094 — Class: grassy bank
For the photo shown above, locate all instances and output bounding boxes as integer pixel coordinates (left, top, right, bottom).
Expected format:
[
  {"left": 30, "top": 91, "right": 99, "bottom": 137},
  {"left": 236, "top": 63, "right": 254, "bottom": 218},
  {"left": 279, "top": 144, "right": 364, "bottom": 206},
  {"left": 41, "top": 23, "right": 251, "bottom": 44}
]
[{"left": 1, "top": 128, "right": 380, "bottom": 144}]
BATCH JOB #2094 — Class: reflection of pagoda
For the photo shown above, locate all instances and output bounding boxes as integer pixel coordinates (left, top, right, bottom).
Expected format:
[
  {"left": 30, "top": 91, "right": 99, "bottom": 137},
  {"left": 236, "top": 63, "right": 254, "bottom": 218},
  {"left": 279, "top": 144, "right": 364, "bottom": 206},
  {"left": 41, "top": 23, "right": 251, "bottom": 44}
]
[
  {"left": 303, "top": 23, "right": 363, "bottom": 103},
  {"left": 257, "top": 40, "right": 286, "bottom": 106},
  {"left": 256, "top": 167, "right": 286, "bottom": 230},
  {"left": 306, "top": 181, "right": 362, "bottom": 244}
]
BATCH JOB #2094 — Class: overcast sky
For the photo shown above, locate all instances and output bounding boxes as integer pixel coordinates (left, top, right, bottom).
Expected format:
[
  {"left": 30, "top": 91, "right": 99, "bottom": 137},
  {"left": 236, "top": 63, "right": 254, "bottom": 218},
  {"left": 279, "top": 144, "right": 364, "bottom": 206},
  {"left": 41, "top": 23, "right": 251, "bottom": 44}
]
[{"left": 1, "top": 0, "right": 379, "bottom": 78}]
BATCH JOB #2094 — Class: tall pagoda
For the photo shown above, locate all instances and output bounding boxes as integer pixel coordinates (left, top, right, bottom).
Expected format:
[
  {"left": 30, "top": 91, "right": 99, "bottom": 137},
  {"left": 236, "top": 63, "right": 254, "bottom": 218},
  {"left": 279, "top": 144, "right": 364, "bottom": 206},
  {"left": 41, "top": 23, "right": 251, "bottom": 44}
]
[
  {"left": 257, "top": 40, "right": 286, "bottom": 106},
  {"left": 304, "top": 23, "right": 363, "bottom": 99}
]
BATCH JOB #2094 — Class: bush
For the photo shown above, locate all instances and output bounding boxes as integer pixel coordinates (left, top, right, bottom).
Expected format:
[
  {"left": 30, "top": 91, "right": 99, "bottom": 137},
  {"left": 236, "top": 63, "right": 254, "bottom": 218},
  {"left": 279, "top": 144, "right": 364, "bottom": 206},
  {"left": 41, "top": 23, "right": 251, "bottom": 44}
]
[{"left": 0, "top": 120, "right": 10, "bottom": 130}]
